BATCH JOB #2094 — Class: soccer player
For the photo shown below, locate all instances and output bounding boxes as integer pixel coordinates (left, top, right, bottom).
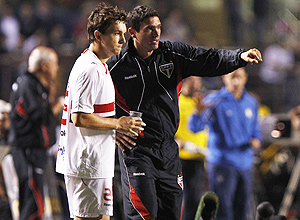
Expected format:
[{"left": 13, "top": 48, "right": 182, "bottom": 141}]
[{"left": 56, "top": 3, "right": 145, "bottom": 220}]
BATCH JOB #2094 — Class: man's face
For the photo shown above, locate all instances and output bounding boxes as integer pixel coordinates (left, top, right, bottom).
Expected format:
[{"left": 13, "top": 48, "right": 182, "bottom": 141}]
[
  {"left": 48, "top": 52, "right": 59, "bottom": 81},
  {"left": 100, "top": 20, "right": 127, "bottom": 57},
  {"left": 131, "top": 16, "right": 161, "bottom": 55},
  {"left": 222, "top": 68, "right": 247, "bottom": 97},
  {"left": 183, "top": 76, "right": 202, "bottom": 97}
]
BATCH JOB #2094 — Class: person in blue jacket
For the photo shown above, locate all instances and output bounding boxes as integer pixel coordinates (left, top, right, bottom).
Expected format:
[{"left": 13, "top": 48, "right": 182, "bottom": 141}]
[{"left": 189, "top": 67, "right": 262, "bottom": 220}]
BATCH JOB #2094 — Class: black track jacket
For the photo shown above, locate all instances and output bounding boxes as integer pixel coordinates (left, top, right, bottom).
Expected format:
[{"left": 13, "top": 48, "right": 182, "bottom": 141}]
[
  {"left": 108, "top": 38, "right": 247, "bottom": 149},
  {"left": 9, "top": 71, "right": 56, "bottom": 149}
]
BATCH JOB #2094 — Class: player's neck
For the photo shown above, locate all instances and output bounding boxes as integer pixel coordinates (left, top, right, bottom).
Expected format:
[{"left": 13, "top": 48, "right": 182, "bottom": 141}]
[
  {"left": 89, "top": 44, "right": 109, "bottom": 63},
  {"left": 134, "top": 42, "right": 153, "bottom": 60},
  {"left": 233, "top": 91, "right": 243, "bottom": 100}
]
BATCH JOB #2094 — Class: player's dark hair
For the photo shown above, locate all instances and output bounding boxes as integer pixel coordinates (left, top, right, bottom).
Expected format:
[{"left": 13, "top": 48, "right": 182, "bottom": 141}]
[
  {"left": 87, "top": 2, "right": 127, "bottom": 44},
  {"left": 127, "top": 5, "right": 159, "bottom": 32}
]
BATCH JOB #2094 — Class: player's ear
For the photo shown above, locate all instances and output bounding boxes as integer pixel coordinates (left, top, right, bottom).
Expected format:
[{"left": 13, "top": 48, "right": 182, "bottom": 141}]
[
  {"left": 128, "top": 28, "right": 136, "bottom": 38},
  {"left": 94, "top": 30, "right": 102, "bottom": 42}
]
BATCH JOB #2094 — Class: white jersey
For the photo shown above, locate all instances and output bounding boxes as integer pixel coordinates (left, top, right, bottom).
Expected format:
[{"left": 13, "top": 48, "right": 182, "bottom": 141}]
[{"left": 56, "top": 49, "right": 116, "bottom": 178}]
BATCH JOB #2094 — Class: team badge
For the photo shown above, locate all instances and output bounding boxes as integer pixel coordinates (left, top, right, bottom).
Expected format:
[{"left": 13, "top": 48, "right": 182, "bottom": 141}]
[
  {"left": 245, "top": 108, "right": 253, "bottom": 118},
  {"left": 159, "top": 62, "right": 174, "bottom": 78},
  {"left": 177, "top": 172, "right": 183, "bottom": 190}
]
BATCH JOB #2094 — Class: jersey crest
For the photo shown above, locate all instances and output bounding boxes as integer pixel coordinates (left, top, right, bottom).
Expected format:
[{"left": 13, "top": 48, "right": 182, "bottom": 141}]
[
  {"left": 177, "top": 172, "right": 183, "bottom": 190},
  {"left": 159, "top": 62, "right": 174, "bottom": 78}
]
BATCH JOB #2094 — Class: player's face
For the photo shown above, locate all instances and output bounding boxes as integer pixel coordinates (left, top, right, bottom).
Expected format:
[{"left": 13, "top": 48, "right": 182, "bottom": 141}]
[
  {"left": 100, "top": 20, "right": 127, "bottom": 57},
  {"left": 131, "top": 16, "right": 161, "bottom": 56},
  {"left": 222, "top": 68, "right": 247, "bottom": 97},
  {"left": 45, "top": 52, "right": 59, "bottom": 82}
]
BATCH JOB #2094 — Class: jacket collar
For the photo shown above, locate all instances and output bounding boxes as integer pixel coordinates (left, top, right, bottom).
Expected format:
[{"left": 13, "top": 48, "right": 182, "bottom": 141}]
[{"left": 220, "top": 86, "right": 247, "bottom": 100}]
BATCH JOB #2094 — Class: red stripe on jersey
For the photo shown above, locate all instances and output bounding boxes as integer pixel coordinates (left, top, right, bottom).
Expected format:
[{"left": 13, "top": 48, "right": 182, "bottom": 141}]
[
  {"left": 65, "top": 90, "right": 68, "bottom": 97},
  {"left": 130, "top": 183, "right": 152, "bottom": 220},
  {"left": 93, "top": 102, "right": 115, "bottom": 113},
  {"left": 61, "top": 119, "right": 66, "bottom": 125},
  {"left": 101, "top": 62, "right": 108, "bottom": 74},
  {"left": 63, "top": 104, "right": 67, "bottom": 112},
  {"left": 83, "top": 48, "right": 89, "bottom": 54}
]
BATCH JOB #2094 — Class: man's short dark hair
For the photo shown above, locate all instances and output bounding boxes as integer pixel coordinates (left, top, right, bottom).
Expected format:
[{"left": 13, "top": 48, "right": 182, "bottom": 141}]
[
  {"left": 87, "top": 3, "right": 127, "bottom": 44},
  {"left": 127, "top": 5, "right": 159, "bottom": 32}
]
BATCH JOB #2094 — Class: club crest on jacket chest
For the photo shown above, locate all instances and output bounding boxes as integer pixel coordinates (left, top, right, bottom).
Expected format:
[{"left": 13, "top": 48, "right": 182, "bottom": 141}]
[{"left": 159, "top": 62, "right": 174, "bottom": 78}]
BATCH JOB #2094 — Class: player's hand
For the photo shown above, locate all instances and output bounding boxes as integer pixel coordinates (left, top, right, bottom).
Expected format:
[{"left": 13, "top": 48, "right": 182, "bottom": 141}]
[
  {"left": 116, "top": 131, "right": 137, "bottom": 151},
  {"left": 240, "top": 48, "right": 263, "bottom": 64},
  {"left": 250, "top": 138, "right": 261, "bottom": 149},
  {"left": 116, "top": 116, "right": 146, "bottom": 136}
]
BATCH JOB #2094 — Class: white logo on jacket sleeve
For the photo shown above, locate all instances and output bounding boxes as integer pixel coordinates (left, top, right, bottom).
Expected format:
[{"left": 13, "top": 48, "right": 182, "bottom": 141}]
[
  {"left": 159, "top": 62, "right": 174, "bottom": 78},
  {"left": 245, "top": 108, "right": 253, "bottom": 118},
  {"left": 226, "top": 109, "right": 233, "bottom": 117}
]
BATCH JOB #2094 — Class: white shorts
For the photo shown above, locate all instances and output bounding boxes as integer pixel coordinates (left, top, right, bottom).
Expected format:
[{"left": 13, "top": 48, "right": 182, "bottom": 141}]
[{"left": 64, "top": 175, "right": 113, "bottom": 218}]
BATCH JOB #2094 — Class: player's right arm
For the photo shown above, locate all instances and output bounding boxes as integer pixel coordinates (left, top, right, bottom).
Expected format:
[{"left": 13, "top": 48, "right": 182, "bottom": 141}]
[{"left": 71, "top": 112, "right": 146, "bottom": 136}]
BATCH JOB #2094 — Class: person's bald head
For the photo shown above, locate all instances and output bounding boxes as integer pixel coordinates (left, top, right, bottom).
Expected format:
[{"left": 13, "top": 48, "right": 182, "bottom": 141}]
[
  {"left": 28, "top": 46, "right": 57, "bottom": 72},
  {"left": 27, "top": 46, "right": 59, "bottom": 89}
]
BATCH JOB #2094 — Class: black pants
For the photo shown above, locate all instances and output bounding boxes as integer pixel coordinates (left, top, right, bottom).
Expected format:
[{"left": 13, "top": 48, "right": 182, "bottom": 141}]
[
  {"left": 11, "top": 146, "right": 47, "bottom": 220},
  {"left": 118, "top": 140, "right": 183, "bottom": 220}
]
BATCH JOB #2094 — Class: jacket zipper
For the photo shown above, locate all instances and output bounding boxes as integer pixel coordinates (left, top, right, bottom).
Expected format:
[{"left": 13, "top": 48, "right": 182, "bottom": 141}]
[
  {"left": 154, "top": 61, "right": 173, "bottom": 101},
  {"left": 134, "top": 57, "right": 146, "bottom": 111},
  {"left": 137, "top": 56, "right": 173, "bottom": 101}
]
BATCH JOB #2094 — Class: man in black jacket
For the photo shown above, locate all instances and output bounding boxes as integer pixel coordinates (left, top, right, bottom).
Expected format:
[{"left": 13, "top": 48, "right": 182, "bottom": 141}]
[
  {"left": 107, "top": 5, "right": 262, "bottom": 220},
  {"left": 9, "top": 46, "right": 58, "bottom": 220}
]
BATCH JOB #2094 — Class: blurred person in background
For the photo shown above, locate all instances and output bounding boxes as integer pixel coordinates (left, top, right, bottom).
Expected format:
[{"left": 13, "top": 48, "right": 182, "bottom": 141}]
[
  {"left": 18, "top": 2, "right": 40, "bottom": 39},
  {"left": 9, "top": 46, "right": 59, "bottom": 220},
  {"left": 189, "top": 68, "right": 262, "bottom": 220},
  {"left": 161, "top": 9, "right": 193, "bottom": 43},
  {"left": 175, "top": 76, "right": 208, "bottom": 220},
  {"left": 253, "top": 0, "right": 269, "bottom": 47},
  {"left": 223, "top": 0, "right": 244, "bottom": 45},
  {"left": 0, "top": 163, "right": 12, "bottom": 220},
  {"left": 36, "top": 0, "right": 57, "bottom": 37},
  {"left": 259, "top": 38, "right": 296, "bottom": 112},
  {"left": 288, "top": 104, "right": 300, "bottom": 130},
  {"left": 0, "top": 99, "right": 12, "bottom": 220},
  {"left": 0, "top": 4, "right": 20, "bottom": 52},
  {"left": 0, "top": 100, "right": 11, "bottom": 145}
]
